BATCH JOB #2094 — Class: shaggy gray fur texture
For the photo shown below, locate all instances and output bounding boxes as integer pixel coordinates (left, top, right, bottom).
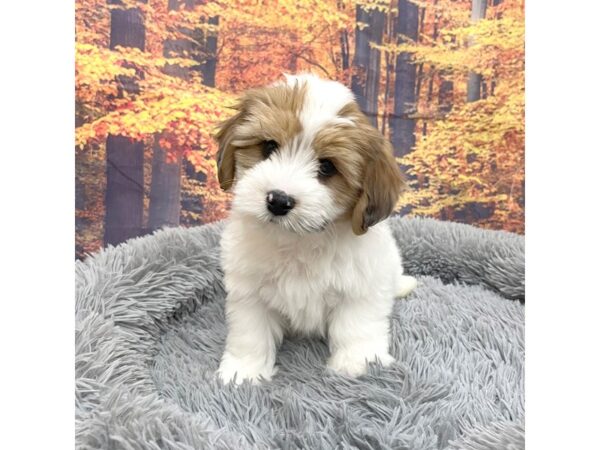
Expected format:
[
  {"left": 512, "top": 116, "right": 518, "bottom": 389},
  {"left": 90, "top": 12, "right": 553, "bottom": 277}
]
[{"left": 75, "top": 217, "right": 524, "bottom": 450}]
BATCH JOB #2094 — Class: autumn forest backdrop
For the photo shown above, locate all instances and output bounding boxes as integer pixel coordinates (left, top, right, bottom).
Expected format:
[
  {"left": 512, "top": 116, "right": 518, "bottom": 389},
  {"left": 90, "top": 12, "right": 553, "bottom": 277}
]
[{"left": 75, "top": 0, "right": 524, "bottom": 259}]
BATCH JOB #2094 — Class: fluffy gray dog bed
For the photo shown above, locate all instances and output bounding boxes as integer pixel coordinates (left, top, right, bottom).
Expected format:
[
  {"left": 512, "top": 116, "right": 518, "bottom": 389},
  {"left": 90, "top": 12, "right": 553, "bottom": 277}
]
[{"left": 76, "top": 217, "right": 525, "bottom": 450}]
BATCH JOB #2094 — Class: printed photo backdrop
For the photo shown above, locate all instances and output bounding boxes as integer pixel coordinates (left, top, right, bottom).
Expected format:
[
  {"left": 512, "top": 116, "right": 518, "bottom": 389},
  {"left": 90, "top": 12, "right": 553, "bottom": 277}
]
[{"left": 76, "top": 0, "right": 524, "bottom": 259}]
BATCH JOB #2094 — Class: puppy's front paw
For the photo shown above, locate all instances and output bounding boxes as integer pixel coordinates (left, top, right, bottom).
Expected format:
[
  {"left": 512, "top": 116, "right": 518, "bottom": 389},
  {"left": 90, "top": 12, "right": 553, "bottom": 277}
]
[
  {"left": 217, "top": 352, "right": 276, "bottom": 385},
  {"left": 327, "top": 349, "right": 394, "bottom": 377}
]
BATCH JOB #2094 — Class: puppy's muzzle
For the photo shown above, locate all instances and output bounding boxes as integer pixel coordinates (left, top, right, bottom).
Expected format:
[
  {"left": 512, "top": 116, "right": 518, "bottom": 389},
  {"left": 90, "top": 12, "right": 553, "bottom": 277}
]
[{"left": 266, "top": 190, "right": 295, "bottom": 216}]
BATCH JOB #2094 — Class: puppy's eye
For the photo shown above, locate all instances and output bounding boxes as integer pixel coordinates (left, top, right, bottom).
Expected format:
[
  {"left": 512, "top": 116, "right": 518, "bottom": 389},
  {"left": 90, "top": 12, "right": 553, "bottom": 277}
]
[
  {"left": 262, "top": 140, "right": 279, "bottom": 158},
  {"left": 318, "top": 159, "right": 337, "bottom": 178}
]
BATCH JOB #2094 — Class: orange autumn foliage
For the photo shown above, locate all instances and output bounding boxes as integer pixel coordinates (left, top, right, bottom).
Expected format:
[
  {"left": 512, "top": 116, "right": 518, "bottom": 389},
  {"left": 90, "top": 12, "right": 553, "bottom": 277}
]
[{"left": 76, "top": 0, "right": 524, "bottom": 258}]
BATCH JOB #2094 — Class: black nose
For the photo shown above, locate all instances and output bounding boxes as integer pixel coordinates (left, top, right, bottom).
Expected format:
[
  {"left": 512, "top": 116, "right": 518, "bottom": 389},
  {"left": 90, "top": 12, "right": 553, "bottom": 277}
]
[{"left": 266, "top": 190, "right": 295, "bottom": 216}]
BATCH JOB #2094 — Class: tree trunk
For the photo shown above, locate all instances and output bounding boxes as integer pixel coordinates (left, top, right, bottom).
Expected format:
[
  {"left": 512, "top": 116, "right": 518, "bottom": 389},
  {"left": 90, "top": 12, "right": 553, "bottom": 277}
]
[
  {"left": 289, "top": 32, "right": 299, "bottom": 73},
  {"left": 491, "top": 0, "right": 503, "bottom": 22},
  {"left": 466, "top": 0, "right": 487, "bottom": 102},
  {"left": 381, "top": 45, "right": 392, "bottom": 135},
  {"left": 438, "top": 75, "right": 454, "bottom": 114},
  {"left": 351, "top": 6, "right": 384, "bottom": 127},
  {"left": 422, "top": 1, "right": 439, "bottom": 137},
  {"left": 148, "top": 0, "right": 184, "bottom": 232},
  {"left": 148, "top": 142, "right": 182, "bottom": 229},
  {"left": 104, "top": 4, "right": 146, "bottom": 247},
  {"left": 390, "top": 0, "right": 419, "bottom": 157},
  {"left": 381, "top": 6, "right": 396, "bottom": 136},
  {"left": 461, "top": 0, "right": 493, "bottom": 223},
  {"left": 365, "top": 10, "right": 385, "bottom": 128},
  {"left": 337, "top": 0, "right": 350, "bottom": 78},
  {"left": 340, "top": 29, "right": 350, "bottom": 73},
  {"left": 351, "top": 7, "right": 370, "bottom": 114},
  {"left": 414, "top": 7, "right": 426, "bottom": 100},
  {"left": 200, "top": 16, "right": 219, "bottom": 87},
  {"left": 466, "top": 73, "right": 483, "bottom": 102},
  {"left": 149, "top": 0, "right": 219, "bottom": 231},
  {"left": 489, "top": 0, "right": 503, "bottom": 95}
]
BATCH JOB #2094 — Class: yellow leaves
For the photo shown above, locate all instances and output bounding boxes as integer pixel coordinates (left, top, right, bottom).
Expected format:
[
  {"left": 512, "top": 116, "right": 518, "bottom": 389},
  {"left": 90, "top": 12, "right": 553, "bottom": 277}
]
[
  {"left": 211, "top": 0, "right": 353, "bottom": 89},
  {"left": 390, "top": 0, "right": 524, "bottom": 232},
  {"left": 355, "top": 0, "right": 391, "bottom": 14},
  {"left": 377, "top": 4, "right": 524, "bottom": 78},
  {"left": 76, "top": 79, "right": 233, "bottom": 151},
  {"left": 76, "top": 0, "right": 239, "bottom": 152},
  {"left": 203, "top": 0, "right": 349, "bottom": 33},
  {"left": 75, "top": 0, "right": 524, "bottom": 238},
  {"left": 76, "top": 43, "right": 134, "bottom": 82}
]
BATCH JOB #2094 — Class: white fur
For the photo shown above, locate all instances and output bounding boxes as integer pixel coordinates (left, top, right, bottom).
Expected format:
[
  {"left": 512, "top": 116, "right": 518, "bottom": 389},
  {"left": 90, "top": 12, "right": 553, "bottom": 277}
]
[
  {"left": 217, "top": 75, "right": 417, "bottom": 385},
  {"left": 284, "top": 73, "right": 356, "bottom": 136},
  {"left": 231, "top": 145, "right": 341, "bottom": 234}
]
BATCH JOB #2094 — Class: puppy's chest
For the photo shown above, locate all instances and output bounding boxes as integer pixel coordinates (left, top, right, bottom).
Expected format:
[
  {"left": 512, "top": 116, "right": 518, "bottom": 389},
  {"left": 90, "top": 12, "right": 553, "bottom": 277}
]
[{"left": 251, "top": 245, "right": 346, "bottom": 334}]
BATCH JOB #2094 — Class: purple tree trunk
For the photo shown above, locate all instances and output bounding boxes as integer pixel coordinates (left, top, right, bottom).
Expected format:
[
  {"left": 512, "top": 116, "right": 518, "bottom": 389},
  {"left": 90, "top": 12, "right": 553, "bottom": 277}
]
[
  {"left": 104, "top": 4, "right": 146, "bottom": 246},
  {"left": 390, "top": 0, "right": 419, "bottom": 157},
  {"left": 351, "top": 6, "right": 385, "bottom": 127}
]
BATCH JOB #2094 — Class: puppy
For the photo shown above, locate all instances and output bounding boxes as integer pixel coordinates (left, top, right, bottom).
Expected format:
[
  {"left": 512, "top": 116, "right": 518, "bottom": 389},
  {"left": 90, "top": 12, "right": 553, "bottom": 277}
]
[{"left": 215, "top": 73, "right": 417, "bottom": 385}]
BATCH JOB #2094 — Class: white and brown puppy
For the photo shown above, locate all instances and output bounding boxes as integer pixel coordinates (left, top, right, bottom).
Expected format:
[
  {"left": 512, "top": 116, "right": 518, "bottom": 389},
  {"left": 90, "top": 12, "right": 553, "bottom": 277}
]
[{"left": 215, "top": 73, "right": 417, "bottom": 385}]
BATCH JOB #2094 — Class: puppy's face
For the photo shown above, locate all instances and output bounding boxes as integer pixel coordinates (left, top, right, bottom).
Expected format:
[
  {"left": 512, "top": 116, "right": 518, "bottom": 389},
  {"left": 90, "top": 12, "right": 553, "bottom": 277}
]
[{"left": 215, "top": 74, "right": 405, "bottom": 235}]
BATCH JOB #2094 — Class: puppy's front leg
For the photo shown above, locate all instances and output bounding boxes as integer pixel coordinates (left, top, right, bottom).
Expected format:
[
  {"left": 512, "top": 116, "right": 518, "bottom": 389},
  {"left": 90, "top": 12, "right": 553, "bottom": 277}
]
[
  {"left": 327, "top": 296, "right": 394, "bottom": 377},
  {"left": 217, "top": 298, "right": 283, "bottom": 385}
]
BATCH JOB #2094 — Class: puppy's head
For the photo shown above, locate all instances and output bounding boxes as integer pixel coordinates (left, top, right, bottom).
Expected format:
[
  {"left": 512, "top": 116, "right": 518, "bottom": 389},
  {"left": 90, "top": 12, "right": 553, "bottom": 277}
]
[{"left": 215, "top": 73, "right": 405, "bottom": 235}]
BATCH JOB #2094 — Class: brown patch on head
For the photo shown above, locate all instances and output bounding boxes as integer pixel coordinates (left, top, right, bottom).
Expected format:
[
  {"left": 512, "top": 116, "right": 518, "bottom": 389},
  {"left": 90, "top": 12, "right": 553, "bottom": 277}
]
[
  {"left": 214, "top": 82, "right": 307, "bottom": 190},
  {"left": 312, "top": 109, "right": 365, "bottom": 214},
  {"left": 313, "top": 101, "right": 406, "bottom": 235}
]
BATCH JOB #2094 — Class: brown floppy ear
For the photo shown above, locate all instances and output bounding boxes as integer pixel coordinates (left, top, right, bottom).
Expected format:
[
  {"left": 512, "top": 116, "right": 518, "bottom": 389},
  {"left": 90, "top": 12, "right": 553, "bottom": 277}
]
[
  {"left": 214, "top": 107, "right": 245, "bottom": 191},
  {"left": 351, "top": 138, "right": 405, "bottom": 235}
]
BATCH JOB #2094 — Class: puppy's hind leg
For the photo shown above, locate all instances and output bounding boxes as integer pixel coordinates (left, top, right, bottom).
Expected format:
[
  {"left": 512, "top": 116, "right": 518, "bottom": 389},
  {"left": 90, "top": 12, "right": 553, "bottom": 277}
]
[
  {"left": 327, "top": 295, "right": 395, "bottom": 377},
  {"left": 395, "top": 272, "right": 417, "bottom": 298}
]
